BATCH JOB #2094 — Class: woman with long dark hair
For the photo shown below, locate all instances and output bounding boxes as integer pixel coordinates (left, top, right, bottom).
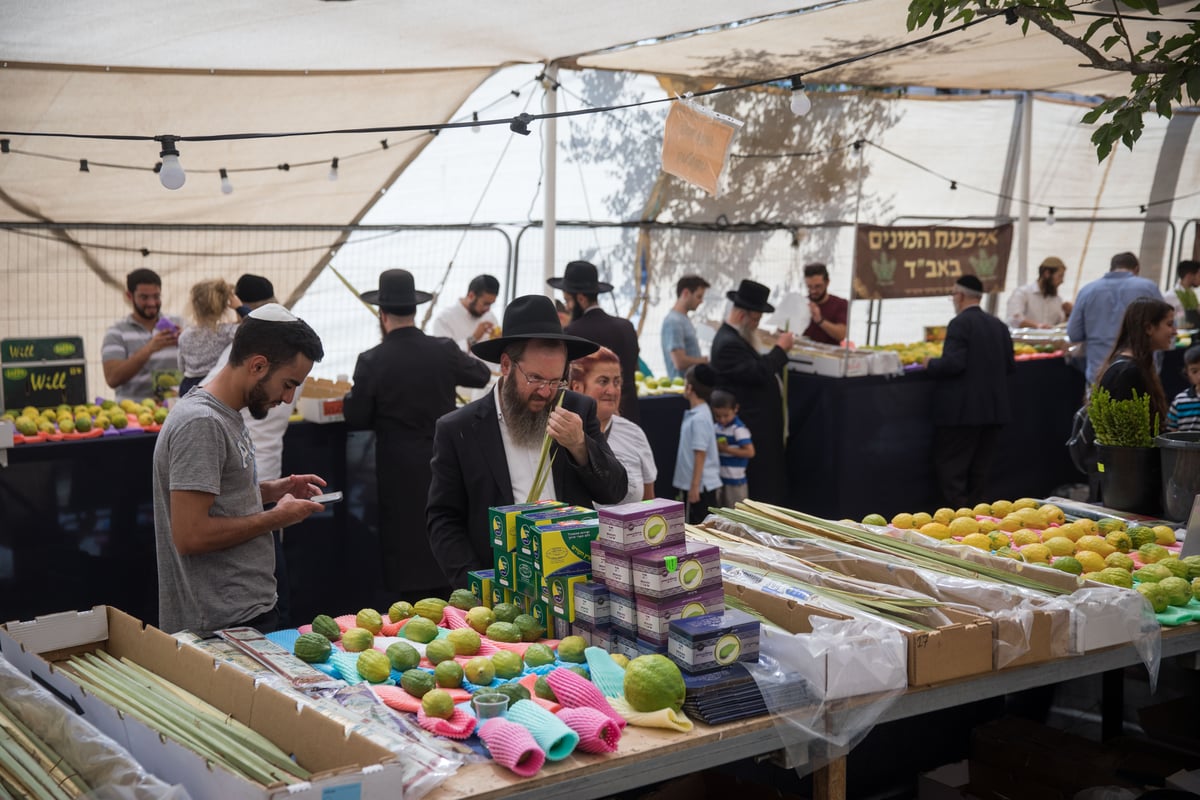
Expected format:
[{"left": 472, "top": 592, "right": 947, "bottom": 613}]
[{"left": 1094, "top": 297, "right": 1176, "bottom": 430}]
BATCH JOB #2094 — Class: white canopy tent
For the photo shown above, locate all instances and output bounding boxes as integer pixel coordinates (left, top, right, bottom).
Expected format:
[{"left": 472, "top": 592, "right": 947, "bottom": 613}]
[{"left": 2, "top": 0, "right": 1198, "bottom": 391}]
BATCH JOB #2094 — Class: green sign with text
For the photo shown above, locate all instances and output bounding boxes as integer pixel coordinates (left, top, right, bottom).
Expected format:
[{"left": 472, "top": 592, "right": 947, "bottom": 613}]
[{"left": 2, "top": 337, "right": 88, "bottom": 408}]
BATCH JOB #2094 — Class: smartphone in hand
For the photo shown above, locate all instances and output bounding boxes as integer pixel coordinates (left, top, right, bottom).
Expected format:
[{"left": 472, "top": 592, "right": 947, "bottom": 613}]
[{"left": 311, "top": 491, "right": 343, "bottom": 504}]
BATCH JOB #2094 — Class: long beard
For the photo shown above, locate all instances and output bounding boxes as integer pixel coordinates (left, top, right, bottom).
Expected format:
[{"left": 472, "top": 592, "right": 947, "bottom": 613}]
[
  {"left": 1039, "top": 277, "right": 1058, "bottom": 298},
  {"left": 735, "top": 321, "right": 756, "bottom": 344},
  {"left": 501, "top": 375, "right": 554, "bottom": 447}
]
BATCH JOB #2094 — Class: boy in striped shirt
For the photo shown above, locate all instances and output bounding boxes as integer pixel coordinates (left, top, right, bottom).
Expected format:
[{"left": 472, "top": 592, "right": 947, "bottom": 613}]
[
  {"left": 1167, "top": 345, "right": 1200, "bottom": 433},
  {"left": 711, "top": 389, "right": 756, "bottom": 507}
]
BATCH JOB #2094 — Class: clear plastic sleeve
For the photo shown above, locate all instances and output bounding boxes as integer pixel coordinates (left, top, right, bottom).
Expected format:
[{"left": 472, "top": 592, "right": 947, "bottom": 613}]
[{"left": 0, "top": 653, "right": 188, "bottom": 800}]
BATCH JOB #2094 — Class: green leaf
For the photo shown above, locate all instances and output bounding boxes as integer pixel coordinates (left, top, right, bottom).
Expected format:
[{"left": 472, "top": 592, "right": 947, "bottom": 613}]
[
  {"left": 1187, "top": 67, "right": 1200, "bottom": 102},
  {"left": 1102, "top": 34, "right": 1123, "bottom": 51},
  {"left": 1142, "top": 0, "right": 1160, "bottom": 13},
  {"left": 1082, "top": 17, "right": 1110, "bottom": 43},
  {"left": 1145, "top": 30, "right": 1162, "bottom": 46}
]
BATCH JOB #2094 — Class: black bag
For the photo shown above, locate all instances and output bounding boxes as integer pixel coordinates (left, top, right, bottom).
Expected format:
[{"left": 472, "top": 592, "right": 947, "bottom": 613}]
[{"left": 1066, "top": 404, "right": 1096, "bottom": 475}]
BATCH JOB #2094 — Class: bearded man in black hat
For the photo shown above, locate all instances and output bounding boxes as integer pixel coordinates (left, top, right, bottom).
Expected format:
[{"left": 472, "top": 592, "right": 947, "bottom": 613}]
[
  {"left": 923, "top": 274, "right": 1015, "bottom": 507},
  {"left": 549, "top": 260, "right": 641, "bottom": 422},
  {"left": 427, "top": 295, "right": 628, "bottom": 590},
  {"left": 710, "top": 279, "right": 795, "bottom": 505},
  {"left": 343, "top": 269, "right": 491, "bottom": 601}
]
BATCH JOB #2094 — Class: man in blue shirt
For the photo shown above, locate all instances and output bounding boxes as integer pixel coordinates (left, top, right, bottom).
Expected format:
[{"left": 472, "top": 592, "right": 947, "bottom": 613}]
[
  {"left": 661, "top": 275, "right": 710, "bottom": 380},
  {"left": 1067, "top": 252, "right": 1162, "bottom": 384}
]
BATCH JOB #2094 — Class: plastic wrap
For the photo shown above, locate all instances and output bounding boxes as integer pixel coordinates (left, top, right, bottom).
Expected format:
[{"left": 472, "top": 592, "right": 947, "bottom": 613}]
[
  {"left": 0, "top": 654, "right": 188, "bottom": 800},
  {"left": 739, "top": 599, "right": 907, "bottom": 781}
]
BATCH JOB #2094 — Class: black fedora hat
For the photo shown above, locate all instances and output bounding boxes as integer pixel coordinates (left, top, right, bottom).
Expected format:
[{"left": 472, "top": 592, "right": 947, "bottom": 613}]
[
  {"left": 547, "top": 260, "right": 613, "bottom": 294},
  {"left": 471, "top": 295, "right": 600, "bottom": 364},
  {"left": 360, "top": 269, "right": 433, "bottom": 306},
  {"left": 726, "top": 279, "right": 775, "bottom": 313}
]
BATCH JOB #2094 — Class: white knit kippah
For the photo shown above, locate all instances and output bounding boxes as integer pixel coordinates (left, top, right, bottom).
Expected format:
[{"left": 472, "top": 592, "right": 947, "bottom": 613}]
[{"left": 248, "top": 303, "right": 298, "bottom": 322}]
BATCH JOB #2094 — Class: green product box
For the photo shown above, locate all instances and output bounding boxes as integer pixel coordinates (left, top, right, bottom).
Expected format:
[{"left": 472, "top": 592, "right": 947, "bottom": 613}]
[
  {"left": 467, "top": 569, "right": 493, "bottom": 607},
  {"left": 513, "top": 551, "right": 538, "bottom": 597},
  {"left": 493, "top": 550, "right": 515, "bottom": 590},
  {"left": 532, "top": 518, "right": 600, "bottom": 578},
  {"left": 490, "top": 584, "right": 513, "bottom": 607},
  {"left": 515, "top": 506, "right": 597, "bottom": 556},
  {"left": 549, "top": 572, "right": 592, "bottom": 623},
  {"left": 489, "top": 500, "right": 564, "bottom": 552},
  {"left": 529, "top": 599, "right": 551, "bottom": 631}
]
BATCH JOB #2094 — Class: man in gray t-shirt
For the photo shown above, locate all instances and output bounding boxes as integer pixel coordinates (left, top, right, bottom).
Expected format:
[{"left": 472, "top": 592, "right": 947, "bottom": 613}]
[{"left": 153, "top": 304, "right": 326, "bottom": 635}]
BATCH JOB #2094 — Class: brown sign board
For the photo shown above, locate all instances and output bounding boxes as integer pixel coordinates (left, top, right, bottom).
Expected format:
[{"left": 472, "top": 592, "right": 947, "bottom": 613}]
[{"left": 852, "top": 224, "right": 1013, "bottom": 300}]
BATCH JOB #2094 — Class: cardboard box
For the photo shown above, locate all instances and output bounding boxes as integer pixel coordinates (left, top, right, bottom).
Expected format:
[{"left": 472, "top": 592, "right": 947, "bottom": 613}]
[
  {"left": 632, "top": 541, "right": 721, "bottom": 599},
  {"left": 530, "top": 518, "right": 599, "bottom": 578},
  {"left": 726, "top": 582, "right": 907, "bottom": 699},
  {"left": 515, "top": 505, "right": 594, "bottom": 556},
  {"left": 0, "top": 606, "right": 401, "bottom": 800},
  {"left": 787, "top": 349, "right": 870, "bottom": 378},
  {"left": 296, "top": 377, "right": 351, "bottom": 423},
  {"left": 467, "top": 569, "right": 493, "bottom": 607},
  {"left": 489, "top": 500, "right": 563, "bottom": 552},
  {"left": 548, "top": 572, "right": 591, "bottom": 622},
  {"left": 636, "top": 585, "right": 725, "bottom": 645}
]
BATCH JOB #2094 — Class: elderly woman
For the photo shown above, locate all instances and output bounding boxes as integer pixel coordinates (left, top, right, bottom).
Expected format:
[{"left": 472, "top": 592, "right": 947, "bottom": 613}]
[{"left": 568, "top": 346, "right": 657, "bottom": 506}]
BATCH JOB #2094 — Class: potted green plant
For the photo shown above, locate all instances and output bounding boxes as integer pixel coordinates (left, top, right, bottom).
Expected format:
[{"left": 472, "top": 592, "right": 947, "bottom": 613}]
[{"left": 1088, "top": 386, "right": 1161, "bottom": 515}]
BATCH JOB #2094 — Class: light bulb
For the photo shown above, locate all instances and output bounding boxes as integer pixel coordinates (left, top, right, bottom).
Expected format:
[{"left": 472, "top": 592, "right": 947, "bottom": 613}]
[
  {"left": 158, "top": 136, "right": 187, "bottom": 190},
  {"left": 219, "top": 168, "right": 233, "bottom": 195},
  {"left": 328, "top": 157, "right": 339, "bottom": 181},
  {"left": 1046, "top": 207, "right": 1056, "bottom": 226},
  {"left": 472, "top": 112, "right": 481, "bottom": 134},
  {"left": 790, "top": 89, "right": 812, "bottom": 116}
]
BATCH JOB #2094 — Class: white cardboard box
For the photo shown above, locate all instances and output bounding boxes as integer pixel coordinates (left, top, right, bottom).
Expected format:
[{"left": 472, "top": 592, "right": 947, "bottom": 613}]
[
  {"left": 1, "top": 606, "right": 402, "bottom": 800},
  {"left": 296, "top": 377, "right": 351, "bottom": 423}
]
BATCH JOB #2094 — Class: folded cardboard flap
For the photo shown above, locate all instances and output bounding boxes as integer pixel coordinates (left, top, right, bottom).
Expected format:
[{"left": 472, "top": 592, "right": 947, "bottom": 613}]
[
  {"left": 302, "top": 377, "right": 351, "bottom": 398},
  {"left": 909, "top": 608, "right": 993, "bottom": 686},
  {"left": 727, "top": 582, "right": 850, "bottom": 633}
]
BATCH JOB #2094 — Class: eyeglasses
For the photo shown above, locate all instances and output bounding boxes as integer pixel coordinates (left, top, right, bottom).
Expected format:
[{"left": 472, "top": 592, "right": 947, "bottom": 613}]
[{"left": 513, "top": 361, "right": 568, "bottom": 392}]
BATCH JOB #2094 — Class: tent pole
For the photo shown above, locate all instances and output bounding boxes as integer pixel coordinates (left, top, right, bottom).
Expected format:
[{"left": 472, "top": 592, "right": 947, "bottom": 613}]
[
  {"left": 1017, "top": 91, "right": 1032, "bottom": 290},
  {"left": 542, "top": 64, "right": 559, "bottom": 295}
]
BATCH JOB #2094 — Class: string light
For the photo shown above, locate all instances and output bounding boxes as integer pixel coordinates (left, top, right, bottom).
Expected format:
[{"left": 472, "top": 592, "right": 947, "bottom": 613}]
[
  {"left": 328, "top": 157, "right": 339, "bottom": 181},
  {"left": 219, "top": 167, "right": 233, "bottom": 195},
  {"left": 789, "top": 75, "right": 812, "bottom": 116},
  {"left": 156, "top": 136, "right": 186, "bottom": 190},
  {"left": 79, "top": 159, "right": 89, "bottom": 172},
  {"left": 472, "top": 112, "right": 481, "bottom": 134},
  {"left": 950, "top": 180, "right": 958, "bottom": 190},
  {"left": 1046, "top": 206, "right": 1056, "bottom": 225}
]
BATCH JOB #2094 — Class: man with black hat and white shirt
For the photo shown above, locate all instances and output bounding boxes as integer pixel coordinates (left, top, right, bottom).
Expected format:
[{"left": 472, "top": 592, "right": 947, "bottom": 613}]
[
  {"left": 923, "top": 274, "right": 1015, "bottom": 508},
  {"left": 710, "top": 279, "right": 795, "bottom": 505},
  {"left": 549, "top": 260, "right": 641, "bottom": 422},
  {"left": 427, "top": 295, "right": 628, "bottom": 590},
  {"left": 343, "top": 270, "right": 491, "bottom": 601}
]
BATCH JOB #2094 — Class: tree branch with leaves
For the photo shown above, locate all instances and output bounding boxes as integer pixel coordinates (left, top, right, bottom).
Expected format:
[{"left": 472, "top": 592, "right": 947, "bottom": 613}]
[{"left": 905, "top": 0, "right": 1200, "bottom": 160}]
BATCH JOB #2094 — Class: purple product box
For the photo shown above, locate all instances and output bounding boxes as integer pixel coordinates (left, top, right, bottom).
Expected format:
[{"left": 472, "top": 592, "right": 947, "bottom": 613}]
[
  {"left": 636, "top": 585, "right": 725, "bottom": 645},
  {"left": 667, "top": 608, "right": 761, "bottom": 674},
  {"left": 597, "top": 498, "right": 685, "bottom": 552},
  {"left": 611, "top": 632, "right": 640, "bottom": 662},
  {"left": 593, "top": 540, "right": 633, "bottom": 593},
  {"left": 607, "top": 587, "right": 638, "bottom": 632},
  {"left": 571, "top": 619, "right": 595, "bottom": 645},
  {"left": 636, "top": 638, "right": 669, "bottom": 657},
  {"left": 572, "top": 581, "right": 610, "bottom": 626},
  {"left": 589, "top": 622, "right": 612, "bottom": 651},
  {"left": 631, "top": 541, "right": 722, "bottom": 599}
]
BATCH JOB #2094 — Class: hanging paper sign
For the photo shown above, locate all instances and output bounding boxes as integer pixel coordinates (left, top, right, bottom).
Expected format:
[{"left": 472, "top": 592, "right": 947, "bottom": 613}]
[
  {"left": 852, "top": 223, "right": 1013, "bottom": 299},
  {"left": 661, "top": 98, "right": 744, "bottom": 197}
]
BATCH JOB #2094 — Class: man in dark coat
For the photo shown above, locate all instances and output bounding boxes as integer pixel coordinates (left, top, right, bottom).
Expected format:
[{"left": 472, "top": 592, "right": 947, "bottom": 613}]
[
  {"left": 427, "top": 295, "right": 628, "bottom": 590},
  {"left": 710, "top": 280, "right": 795, "bottom": 505},
  {"left": 549, "top": 260, "right": 641, "bottom": 422},
  {"left": 923, "top": 274, "right": 1016, "bottom": 508},
  {"left": 344, "top": 269, "right": 490, "bottom": 600}
]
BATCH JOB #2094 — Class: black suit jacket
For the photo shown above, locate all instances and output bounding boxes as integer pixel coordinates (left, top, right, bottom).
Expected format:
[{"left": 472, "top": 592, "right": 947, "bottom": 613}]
[
  {"left": 426, "top": 388, "right": 628, "bottom": 589},
  {"left": 565, "top": 307, "right": 641, "bottom": 422},
  {"left": 710, "top": 323, "right": 791, "bottom": 503},
  {"left": 342, "top": 327, "right": 490, "bottom": 592},
  {"left": 925, "top": 305, "right": 1016, "bottom": 426}
]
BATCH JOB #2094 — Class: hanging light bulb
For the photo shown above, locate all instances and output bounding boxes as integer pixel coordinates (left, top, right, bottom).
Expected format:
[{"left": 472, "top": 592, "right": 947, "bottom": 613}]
[
  {"left": 472, "top": 112, "right": 481, "bottom": 134},
  {"left": 789, "top": 75, "right": 812, "bottom": 117},
  {"left": 219, "top": 168, "right": 233, "bottom": 195},
  {"left": 328, "top": 157, "right": 339, "bottom": 181},
  {"left": 1046, "top": 206, "right": 1056, "bottom": 226},
  {"left": 157, "top": 136, "right": 186, "bottom": 190}
]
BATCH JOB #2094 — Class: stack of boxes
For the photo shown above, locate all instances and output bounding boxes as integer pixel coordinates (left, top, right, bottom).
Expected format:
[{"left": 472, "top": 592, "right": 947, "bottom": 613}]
[
  {"left": 469, "top": 500, "right": 600, "bottom": 638},
  {"left": 572, "top": 498, "right": 726, "bottom": 661}
]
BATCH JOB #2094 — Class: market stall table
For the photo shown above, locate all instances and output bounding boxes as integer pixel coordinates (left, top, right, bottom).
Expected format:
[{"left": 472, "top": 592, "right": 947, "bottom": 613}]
[{"left": 424, "top": 625, "right": 1200, "bottom": 800}]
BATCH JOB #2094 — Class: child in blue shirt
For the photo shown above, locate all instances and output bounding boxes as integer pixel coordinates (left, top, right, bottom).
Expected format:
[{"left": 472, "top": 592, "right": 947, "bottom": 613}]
[
  {"left": 1166, "top": 345, "right": 1200, "bottom": 433},
  {"left": 673, "top": 364, "right": 723, "bottom": 525},
  {"left": 710, "top": 389, "right": 756, "bottom": 508}
]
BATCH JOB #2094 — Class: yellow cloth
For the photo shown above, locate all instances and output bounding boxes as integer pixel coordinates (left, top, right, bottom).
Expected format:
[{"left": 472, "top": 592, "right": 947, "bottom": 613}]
[{"left": 608, "top": 695, "right": 694, "bottom": 732}]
